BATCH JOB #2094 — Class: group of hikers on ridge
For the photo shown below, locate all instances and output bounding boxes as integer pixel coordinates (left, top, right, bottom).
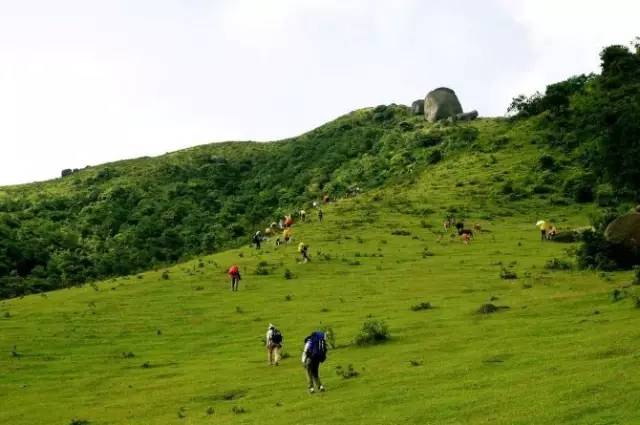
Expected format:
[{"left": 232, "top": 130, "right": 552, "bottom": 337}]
[{"left": 265, "top": 324, "right": 328, "bottom": 393}]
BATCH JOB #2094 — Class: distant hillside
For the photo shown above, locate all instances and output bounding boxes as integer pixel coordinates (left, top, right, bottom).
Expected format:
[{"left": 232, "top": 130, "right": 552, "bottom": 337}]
[{"left": 1, "top": 41, "right": 638, "bottom": 298}]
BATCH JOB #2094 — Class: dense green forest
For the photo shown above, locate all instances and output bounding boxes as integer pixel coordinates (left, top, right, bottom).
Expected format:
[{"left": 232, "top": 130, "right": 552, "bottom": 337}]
[{"left": 1, "top": 42, "right": 639, "bottom": 299}]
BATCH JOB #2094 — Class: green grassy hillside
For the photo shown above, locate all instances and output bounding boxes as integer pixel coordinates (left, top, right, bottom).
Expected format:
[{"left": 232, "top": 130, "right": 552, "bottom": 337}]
[{"left": 2, "top": 145, "right": 640, "bottom": 424}]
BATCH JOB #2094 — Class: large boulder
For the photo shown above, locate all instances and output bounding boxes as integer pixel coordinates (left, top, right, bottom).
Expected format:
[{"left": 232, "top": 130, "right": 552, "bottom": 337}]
[
  {"left": 604, "top": 212, "right": 640, "bottom": 248},
  {"left": 424, "top": 87, "right": 463, "bottom": 123},
  {"left": 411, "top": 99, "right": 424, "bottom": 115}
]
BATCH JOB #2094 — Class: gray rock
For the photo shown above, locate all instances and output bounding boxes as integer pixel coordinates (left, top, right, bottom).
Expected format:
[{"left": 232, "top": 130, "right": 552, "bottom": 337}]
[
  {"left": 424, "top": 87, "right": 463, "bottom": 122},
  {"left": 456, "top": 110, "right": 478, "bottom": 121},
  {"left": 604, "top": 212, "right": 640, "bottom": 248},
  {"left": 411, "top": 99, "right": 424, "bottom": 115}
]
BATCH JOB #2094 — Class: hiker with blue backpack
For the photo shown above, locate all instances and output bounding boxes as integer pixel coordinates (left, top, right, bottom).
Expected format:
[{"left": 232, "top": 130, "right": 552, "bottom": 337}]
[
  {"left": 266, "top": 324, "right": 283, "bottom": 366},
  {"left": 301, "top": 331, "right": 327, "bottom": 393}
]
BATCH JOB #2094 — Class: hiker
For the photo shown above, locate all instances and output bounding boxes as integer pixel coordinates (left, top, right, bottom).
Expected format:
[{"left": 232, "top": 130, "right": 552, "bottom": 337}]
[
  {"left": 283, "top": 228, "right": 292, "bottom": 244},
  {"left": 299, "top": 210, "right": 306, "bottom": 222},
  {"left": 252, "top": 231, "right": 262, "bottom": 249},
  {"left": 537, "top": 220, "right": 553, "bottom": 241},
  {"left": 461, "top": 232, "right": 471, "bottom": 245},
  {"left": 298, "top": 242, "right": 310, "bottom": 263},
  {"left": 443, "top": 219, "right": 450, "bottom": 232},
  {"left": 228, "top": 265, "right": 241, "bottom": 291},
  {"left": 284, "top": 215, "right": 294, "bottom": 228},
  {"left": 318, "top": 209, "right": 324, "bottom": 223},
  {"left": 301, "top": 331, "right": 327, "bottom": 393},
  {"left": 266, "top": 324, "right": 283, "bottom": 366}
]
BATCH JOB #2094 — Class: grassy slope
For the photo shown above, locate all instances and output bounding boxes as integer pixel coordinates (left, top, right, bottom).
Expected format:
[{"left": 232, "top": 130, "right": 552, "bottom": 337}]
[{"left": 2, "top": 122, "right": 640, "bottom": 425}]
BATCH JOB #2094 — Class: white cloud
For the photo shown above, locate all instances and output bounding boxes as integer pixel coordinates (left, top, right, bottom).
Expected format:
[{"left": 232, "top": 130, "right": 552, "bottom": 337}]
[{"left": 0, "top": 0, "right": 638, "bottom": 185}]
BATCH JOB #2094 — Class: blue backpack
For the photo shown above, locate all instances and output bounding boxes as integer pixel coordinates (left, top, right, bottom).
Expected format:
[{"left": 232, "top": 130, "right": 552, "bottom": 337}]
[{"left": 308, "top": 331, "right": 327, "bottom": 362}]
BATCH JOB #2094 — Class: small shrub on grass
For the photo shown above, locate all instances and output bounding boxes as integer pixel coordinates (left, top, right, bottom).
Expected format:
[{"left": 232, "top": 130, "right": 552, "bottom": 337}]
[
  {"left": 391, "top": 229, "right": 411, "bottom": 236},
  {"left": 255, "top": 263, "right": 269, "bottom": 275},
  {"left": 545, "top": 258, "right": 573, "bottom": 270},
  {"left": 206, "top": 407, "right": 214, "bottom": 416},
  {"left": 238, "top": 252, "right": 244, "bottom": 258},
  {"left": 284, "top": 294, "right": 293, "bottom": 302},
  {"left": 411, "top": 302, "right": 432, "bottom": 311},
  {"left": 354, "top": 320, "right": 390, "bottom": 346},
  {"left": 500, "top": 268, "right": 518, "bottom": 280},
  {"left": 161, "top": 271, "right": 170, "bottom": 280},
  {"left": 3, "top": 311, "right": 10, "bottom": 318},
  {"left": 477, "top": 303, "right": 509, "bottom": 314},
  {"left": 69, "top": 419, "right": 90, "bottom": 425},
  {"left": 284, "top": 269, "right": 294, "bottom": 280},
  {"left": 409, "top": 359, "right": 423, "bottom": 367},
  {"left": 335, "top": 364, "right": 359, "bottom": 379},
  {"left": 141, "top": 361, "right": 151, "bottom": 369},
  {"left": 121, "top": 351, "right": 135, "bottom": 359},
  {"left": 231, "top": 406, "right": 246, "bottom": 415},
  {"left": 321, "top": 326, "right": 336, "bottom": 348},
  {"left": 235, "top": 306, "right": 243, "bottom": 314},
  {"left": 610, "top": 288, "right": 626, "bottom": 302},
  {"left": 422, "top": 248, "right": 434, "bottom": 258},
  {"left": 634, "top": 297, "right": 640, "bottom": 309}
]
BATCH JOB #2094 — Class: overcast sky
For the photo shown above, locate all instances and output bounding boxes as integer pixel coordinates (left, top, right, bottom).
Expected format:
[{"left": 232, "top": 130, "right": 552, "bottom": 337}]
[{"left": 1, "top": 0, "right": 638, "bottom": 185}]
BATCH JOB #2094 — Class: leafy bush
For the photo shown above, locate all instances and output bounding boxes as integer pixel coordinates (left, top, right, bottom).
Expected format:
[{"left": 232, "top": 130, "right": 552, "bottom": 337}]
[
  {"left": 595, "top": 184, "right": 615, "bottom": 207},
  {"left": 576, "top": 229, "right": 639, "bottom": 270},
  {"left": 283, "top": 269, "right": 293, "bottom": 280},
  {"left": 634, "top": 266, "right": 640, "bottom": 285},
  {"left": 500, "top": 268, "right": 517, "bottom": 280},
  {"left": 545, "top": 258, "right": 573, "bottom": 270},
  {"left": 410, "top": 302, "right": 432, "bottom": 311},
  {"left": 354, "top": 319, "right": 390, "bottom": 346},
  {"left": 69, "top": 420, "right": 90, "bottom": 425},
  {"left": 161, "top": 271, "right": 170, "bottom": 280}
]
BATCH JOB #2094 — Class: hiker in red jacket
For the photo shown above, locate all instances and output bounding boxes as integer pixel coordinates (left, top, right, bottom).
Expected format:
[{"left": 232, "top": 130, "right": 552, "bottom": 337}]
[{"left": 228, "top": 265, "right": 241, "bottom": 291}]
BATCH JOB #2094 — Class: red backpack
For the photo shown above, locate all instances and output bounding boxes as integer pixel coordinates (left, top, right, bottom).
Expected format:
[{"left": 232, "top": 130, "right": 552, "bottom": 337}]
[{"left": 228, "top": 265, "right": 239, "bottom": 276}]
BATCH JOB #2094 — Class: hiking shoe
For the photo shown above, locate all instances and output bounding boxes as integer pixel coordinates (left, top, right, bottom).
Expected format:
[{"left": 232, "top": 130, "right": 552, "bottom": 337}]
[
  {"left": 308, "top": 387, "right": 315, "bottom": 394},
  {"left": 319, "top": 385, "right": 325, "bottom": 392}
]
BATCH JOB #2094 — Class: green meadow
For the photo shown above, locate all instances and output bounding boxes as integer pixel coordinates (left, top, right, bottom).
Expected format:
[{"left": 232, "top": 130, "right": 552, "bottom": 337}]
[{"left": 2, "top": 149, "right": 640, "bottom": 424}]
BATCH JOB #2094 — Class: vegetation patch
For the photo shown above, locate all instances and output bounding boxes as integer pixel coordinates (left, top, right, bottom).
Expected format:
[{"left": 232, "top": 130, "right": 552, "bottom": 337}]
[{"left": 354, "top": 320, "right": 390, "bottom": 346}]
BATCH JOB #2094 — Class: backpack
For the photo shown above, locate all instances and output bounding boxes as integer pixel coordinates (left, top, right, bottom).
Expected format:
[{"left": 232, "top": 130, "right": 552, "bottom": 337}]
[
  {"left": 271, "top": 329, "right": 283, "bottom": 344},
  {"left": 308, "top": 331, "right": 327, "bottom": 362},
  {"left": 228, "top": 265, "right": 239, "bottom": 275}
]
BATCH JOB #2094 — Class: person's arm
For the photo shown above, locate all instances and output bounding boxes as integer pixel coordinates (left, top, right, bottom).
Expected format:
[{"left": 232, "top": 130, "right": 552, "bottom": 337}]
[{"left": 301, "top": 340, "right": 311, "bottom": 363}]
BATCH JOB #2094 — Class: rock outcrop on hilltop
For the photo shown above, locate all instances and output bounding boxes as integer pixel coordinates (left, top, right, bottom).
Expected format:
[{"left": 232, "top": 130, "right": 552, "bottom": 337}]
[
  {"left": 411, "top": 99, "right": 424, "bottom": 115},
  {"left": 424, "top": 87, "right": 463, "bottom": 122}
]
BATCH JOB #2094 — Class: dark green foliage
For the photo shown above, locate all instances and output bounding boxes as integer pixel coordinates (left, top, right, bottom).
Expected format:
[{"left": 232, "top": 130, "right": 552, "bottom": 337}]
[
  {"left": 575, "top": 229, "right": 640, "bottom": 270},
  {"left": 426, "top": 149, "right": 442, "bottom": 164},
  {"left": 537, "top": 154, "right": 556, "bottom": 170},
  {"left": 354, "top": 319, "right": 390, "bottom": 346},
  {"left": 283, "top": 269, "right": 293, "bottom": 280},
  {"left": 634, "top": 266, "right": 640, "bottom": 285},
  {"left": 161, "top": 271, "right": 169, "bottom": 280},
  {"left": 231, "top": 406, "right": 246, "bottom": 414}
]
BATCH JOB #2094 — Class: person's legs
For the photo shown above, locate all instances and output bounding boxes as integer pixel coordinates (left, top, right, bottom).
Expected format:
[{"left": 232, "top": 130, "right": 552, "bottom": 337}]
[
  {"left": 273, "top": 345, "right": 281, "bottom": 365},
  {"left": 305, "top": 361, "right": 314, "bottom": 391},
  {"left": 267, "top": 344, "right": 273, "bottom": 365},
  {"left": 311, "top": 360, "right": 322, "bottom": 389}
]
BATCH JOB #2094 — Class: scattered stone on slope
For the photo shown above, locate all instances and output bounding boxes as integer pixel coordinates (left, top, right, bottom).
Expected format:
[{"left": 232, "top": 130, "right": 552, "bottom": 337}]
[
  {"left": 424, "top": 87, "right": 463, "bottom": 122},
  {"left": 411, "top": 99, "right": 425, "bottom": 115}
]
